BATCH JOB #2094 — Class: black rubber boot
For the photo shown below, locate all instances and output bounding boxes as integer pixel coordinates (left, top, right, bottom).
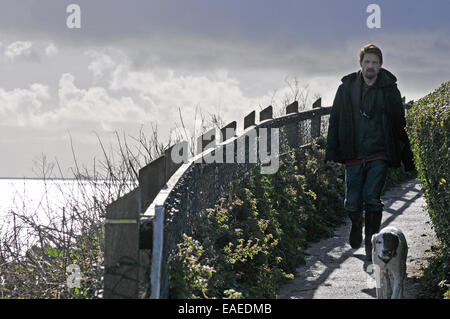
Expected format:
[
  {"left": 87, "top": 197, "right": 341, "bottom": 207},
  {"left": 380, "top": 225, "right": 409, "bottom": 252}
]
[
  {"left": 348, "top": 211, "right": 363, "bottom": 249},
  {"left": 364, "top": 211, "right": 383, "bottom": 261}
]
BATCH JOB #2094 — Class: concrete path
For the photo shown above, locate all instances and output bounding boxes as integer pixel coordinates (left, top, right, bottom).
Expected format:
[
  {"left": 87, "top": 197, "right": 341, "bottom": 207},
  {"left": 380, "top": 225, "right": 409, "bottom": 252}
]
[{"left": 278, "top": 178, "right": 437, "bottom": 299}]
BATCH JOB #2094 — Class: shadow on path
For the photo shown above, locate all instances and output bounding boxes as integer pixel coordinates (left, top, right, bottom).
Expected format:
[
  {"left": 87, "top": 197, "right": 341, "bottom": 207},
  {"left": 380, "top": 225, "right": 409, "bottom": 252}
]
[{"left": 279, "top": 178, "right": 424, "bottom": 299}]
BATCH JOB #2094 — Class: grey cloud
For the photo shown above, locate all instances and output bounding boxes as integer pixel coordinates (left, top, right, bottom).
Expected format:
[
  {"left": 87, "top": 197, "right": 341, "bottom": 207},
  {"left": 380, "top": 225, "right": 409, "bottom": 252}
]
[{"left": 1, "top": 41, "right": 41, "bottom": 64}]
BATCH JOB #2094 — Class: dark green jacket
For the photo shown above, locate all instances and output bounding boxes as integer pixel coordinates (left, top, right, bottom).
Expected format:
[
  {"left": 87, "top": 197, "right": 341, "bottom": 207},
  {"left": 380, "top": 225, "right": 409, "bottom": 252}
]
[
  {"left": 324, "top": 68, "right": 415, "bottom": 171},
  {"left": 351, "top": 70, "right": 388, "bottom": 160}
]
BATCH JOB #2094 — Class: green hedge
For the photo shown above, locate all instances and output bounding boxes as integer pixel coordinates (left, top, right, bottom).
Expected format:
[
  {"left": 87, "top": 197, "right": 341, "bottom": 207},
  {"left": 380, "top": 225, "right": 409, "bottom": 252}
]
[
  {"left": 169, "top": 140, "right": 347, "bottom": 298},
  {"left": 406, "top": 80, "right": 449, "bottom": 298},
  {"left": 406, "top": 81, "right": 449, "bottom": 248}
]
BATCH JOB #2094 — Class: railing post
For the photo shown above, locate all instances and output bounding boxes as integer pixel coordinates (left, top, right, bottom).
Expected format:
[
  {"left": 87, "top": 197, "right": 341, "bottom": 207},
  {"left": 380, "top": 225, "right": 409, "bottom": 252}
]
[
  {"left": 220, "top": 121, "right": 237, "bottom": 142},
  {"left": 165, "top": 144, "right": 184, "bottom": 181},
  {"left": 285, "top": 101, "right": 299, "bottom": 149},
  {"left": 244, "top": 110, "right": 256, "bottom": 129},
  {"left": 242, "top": 111, "right": 256, "bottom": 164},
  {"left": 220, "top": 121, "right": 237, "bottom": 164},
  {"left": 196, "top": 128, "right": 216, "bottom": 155},
  {"left": 104, "top": 188, "right": 140, "bottom": 299},
  {"left": 259, "top": 105, "right": 273, "bottom": 122},
  {"left": 139, "top": 156, "right": 166, "bottom": 215},
  {"left": 259, "top": 106, "right": 273, "bottom": 154},
  {"left": 311, "top": 98, "right": 322, "bottom": 138}
]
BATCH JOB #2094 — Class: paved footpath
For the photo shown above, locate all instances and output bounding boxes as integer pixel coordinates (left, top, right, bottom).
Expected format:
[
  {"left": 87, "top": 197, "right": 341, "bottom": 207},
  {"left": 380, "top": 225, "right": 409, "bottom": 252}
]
[{"left": 278, "top": 178, "right": 437, "bottom": 299}]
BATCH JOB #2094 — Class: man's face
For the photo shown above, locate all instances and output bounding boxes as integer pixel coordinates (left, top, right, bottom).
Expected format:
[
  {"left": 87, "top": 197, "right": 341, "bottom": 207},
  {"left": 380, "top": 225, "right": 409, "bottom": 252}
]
[{"left": 360, "top": 53, "right": 382, "bottom": 80}]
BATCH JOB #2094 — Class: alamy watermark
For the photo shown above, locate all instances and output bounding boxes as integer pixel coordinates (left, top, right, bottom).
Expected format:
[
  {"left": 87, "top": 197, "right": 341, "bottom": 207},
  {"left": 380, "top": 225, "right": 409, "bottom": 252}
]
[
  {"left": 66, "top": 4, "right": 81, "bottom": 29},
  {"left": 66, "top": 4, "right": 382, "bottom": 30},
  {"left": 366, "top": 4, "right": 381, "bottom": 29},
  {"left": 366, "top": 263, "right": 382, "bottom": 289},
  {"left": 170, "top": 127, "right": 280, "bottom": 175},
  {"left": 66, "top": 264, "right": 82, "bottom": 288}
]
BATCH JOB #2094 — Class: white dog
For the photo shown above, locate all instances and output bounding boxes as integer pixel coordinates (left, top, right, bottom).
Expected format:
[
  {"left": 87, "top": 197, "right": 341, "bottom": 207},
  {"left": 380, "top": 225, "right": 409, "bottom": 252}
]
[{"left": 371, "top": 226, "right": 408, "bottom": 299}]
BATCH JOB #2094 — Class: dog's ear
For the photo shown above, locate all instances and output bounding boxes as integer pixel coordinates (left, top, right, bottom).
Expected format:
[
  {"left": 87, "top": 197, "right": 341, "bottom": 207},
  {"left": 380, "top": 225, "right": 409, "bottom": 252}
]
[{"left": 371, "top": 233, "right": 378, "bottom": 251}]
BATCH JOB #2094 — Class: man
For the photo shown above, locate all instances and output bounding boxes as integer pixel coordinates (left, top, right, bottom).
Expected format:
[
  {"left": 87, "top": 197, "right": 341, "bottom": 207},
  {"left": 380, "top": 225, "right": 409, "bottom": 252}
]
[{"left": 324, "top": 44, "right": 415, "bottom": 261}]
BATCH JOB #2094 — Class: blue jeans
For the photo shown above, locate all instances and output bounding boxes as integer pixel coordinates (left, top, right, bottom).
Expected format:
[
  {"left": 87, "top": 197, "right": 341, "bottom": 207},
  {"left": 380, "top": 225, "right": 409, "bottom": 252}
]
[{"left": 344, "top": 159, "right": 388, "bottom": 213}]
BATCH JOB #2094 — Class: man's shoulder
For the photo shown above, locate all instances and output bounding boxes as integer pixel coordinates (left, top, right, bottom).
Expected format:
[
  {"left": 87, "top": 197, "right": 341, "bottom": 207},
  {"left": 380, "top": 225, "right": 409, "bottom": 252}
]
[
  {"left": 377, "top": 68, "right": 398, "bottom": 88},
  {"left": 340, "top": 71, "right": 359, "bottom": 84}
]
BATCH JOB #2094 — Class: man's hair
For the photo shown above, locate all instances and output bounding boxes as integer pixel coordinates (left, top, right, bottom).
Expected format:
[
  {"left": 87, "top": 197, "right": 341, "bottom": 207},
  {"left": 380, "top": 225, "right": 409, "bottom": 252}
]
[{"left": 359, "top": 44, "right": 383, "bottom": 64}]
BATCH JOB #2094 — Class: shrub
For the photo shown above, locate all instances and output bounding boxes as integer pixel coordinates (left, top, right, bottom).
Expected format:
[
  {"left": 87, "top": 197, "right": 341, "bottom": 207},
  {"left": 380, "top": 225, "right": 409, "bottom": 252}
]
[
  {"left": 168, "top": 139, "right": 348, "bottom": 298},
  {"left": 406, "top": 80, "right": 449, "bottom": 298}
]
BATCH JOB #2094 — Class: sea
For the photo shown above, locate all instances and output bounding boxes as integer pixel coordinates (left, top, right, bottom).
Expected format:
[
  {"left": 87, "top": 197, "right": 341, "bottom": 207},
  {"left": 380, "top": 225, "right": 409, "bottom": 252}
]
[
  {"left": 1, "top": 178, "right": 91, "bottom": 221},
  {"left": 0, "top": 178, "right": 132, "bottom": 250}
]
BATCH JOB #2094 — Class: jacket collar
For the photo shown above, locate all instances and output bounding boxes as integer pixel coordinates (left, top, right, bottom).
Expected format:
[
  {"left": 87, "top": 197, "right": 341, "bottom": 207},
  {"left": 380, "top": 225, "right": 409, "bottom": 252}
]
[{"left": 341, "top": 68, "right": 397, "bottom": 88}]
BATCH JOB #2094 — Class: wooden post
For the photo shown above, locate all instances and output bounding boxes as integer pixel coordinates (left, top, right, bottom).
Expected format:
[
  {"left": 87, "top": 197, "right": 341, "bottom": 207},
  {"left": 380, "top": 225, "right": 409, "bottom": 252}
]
[
  {"left": 220, "top": 121, "right": 237, "bottom": 164},
  {"left": 164, "top": 144, "right": 184, "bottom": 182},
  {"left": 285, "top": 101, "right": 299, "bottom": 149},
  {"left": 286, "top": 101, "right": 298, "bottom": 115},
  {"left": 196, "top": 128, "right": 216, "bottom": 155},
  {"left": 241, "top": 111, "right": 256, "bottom": 164},
  {"left": 311, "top": 98, "right": 322, "bottom": 138},
  {"left": 137, "top": 144, "right": 184, "bottom": 247},
  {"left": 139, "top": 156, "right": 166, "bottom": 214},
  {"left": 259, "top": 105, "right": 273, "bottom": 122},
  {"left": 244, "top": 110, "right": 255, "bottom": 129},
  {"left": 258, "top": 106, "right": 273, "bottom": 155},
  {"left": 220, "top": 121, "right": 237, "bottom": 142},
  {"left": 104, "top": 188, "right": 140, "bottom": 299}
]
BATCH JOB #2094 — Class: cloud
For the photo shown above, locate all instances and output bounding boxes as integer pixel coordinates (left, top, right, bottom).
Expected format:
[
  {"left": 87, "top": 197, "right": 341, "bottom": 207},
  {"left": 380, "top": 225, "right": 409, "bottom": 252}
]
[
  {"left": 3, "top": 41, "right": 40, "bottom": 63},
  {"left": 1, "top": 40, "right": 59, "bottom": 64},
  {"left": 108, "top": 57, "right": 259, "bottom": 126},
  {"left": 0, "top": 82, "right": 50, "bottom": 126},
  {"left": 85, "top": 50, "right": 118, "bottom": 80},
  {"left": 0, "top": 69, "right": 147, "bottom": 132},
  {"left": 45, "top": 43, "right": 58, "bottom": 57},
  {"left": 55, "top": 72, "right": 149, "bottom": 130}
]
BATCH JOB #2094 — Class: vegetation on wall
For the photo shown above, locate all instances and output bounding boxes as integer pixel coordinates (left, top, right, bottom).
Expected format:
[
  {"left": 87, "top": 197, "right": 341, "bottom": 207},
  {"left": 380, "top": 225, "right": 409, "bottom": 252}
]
[{"left": 168, "top": 137, "right": 416, "bottom": 298}]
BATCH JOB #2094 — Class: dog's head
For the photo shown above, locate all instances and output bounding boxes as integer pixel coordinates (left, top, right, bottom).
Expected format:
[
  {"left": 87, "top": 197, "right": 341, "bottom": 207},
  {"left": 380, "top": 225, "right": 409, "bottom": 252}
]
[{"left": 372, "top": 232, "right": 399, "bottom": 262}]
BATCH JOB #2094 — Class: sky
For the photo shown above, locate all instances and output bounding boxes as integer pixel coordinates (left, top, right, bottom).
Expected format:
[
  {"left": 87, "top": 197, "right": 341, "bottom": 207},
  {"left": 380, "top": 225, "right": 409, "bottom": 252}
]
[{"left": 0, "top": 0, "right": 449, "bottom": 177}]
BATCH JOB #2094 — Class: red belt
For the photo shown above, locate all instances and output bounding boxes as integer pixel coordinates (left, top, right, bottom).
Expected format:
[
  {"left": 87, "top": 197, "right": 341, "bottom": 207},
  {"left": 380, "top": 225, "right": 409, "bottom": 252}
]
[{"left": 345, "top": 155, "right": 388, "bottom": 166}]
